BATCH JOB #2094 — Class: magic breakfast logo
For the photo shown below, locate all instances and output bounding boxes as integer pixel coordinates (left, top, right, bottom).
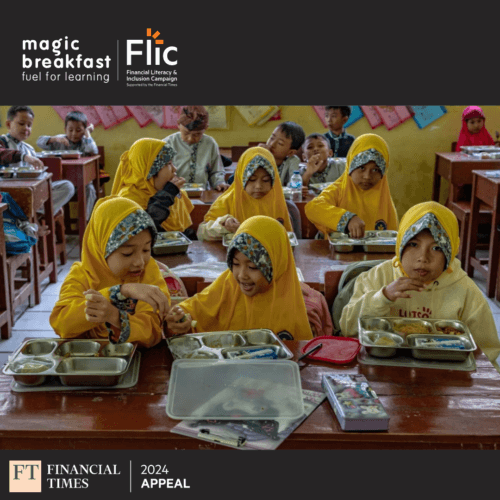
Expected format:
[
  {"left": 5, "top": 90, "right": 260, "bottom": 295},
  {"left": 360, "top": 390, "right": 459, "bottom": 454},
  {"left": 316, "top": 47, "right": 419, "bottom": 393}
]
[
  {"left": 124, "top": 28, "right": 178, "bottom": 88},
  {"left": 20, "top": 36, "right": 112, "bottom": 84}
]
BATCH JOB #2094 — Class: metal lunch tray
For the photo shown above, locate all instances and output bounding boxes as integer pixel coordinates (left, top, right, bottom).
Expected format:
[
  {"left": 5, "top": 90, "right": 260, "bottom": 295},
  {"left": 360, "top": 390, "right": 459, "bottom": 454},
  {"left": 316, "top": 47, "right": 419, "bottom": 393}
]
[
  {"left": 328, "top": 230, "right": 397, "bottom": 253},
  {"left": 309, "top": 182, "right": 334, "bottom": 194},
  {"left": 358, "top": 316, "right": 477, "bottom": 362},
  {"left": 2, "top": 338, "right": 137, "bottom": 387},
  {"left": 460, "top": 145, "right": 500, "bottom": 154},
  {"left": 152, "top": 231, "right": 192, "bottom": 255},
  {"left": 182, "top": 183, "right": 205, "bottom": 197},
  {"left": 282, "top": 186, "right": 292, "bottom": 199},
  {"left": 222, "top": 232, "right": 298, "bottom": 247},
  {"left": 35, "top": 150, "right": 82, "bottom": 158},
  {"left": 0, "top": 166, "right": 48, "bottom": 179},
  {"left": 166, "top": 329, "right": 294, "bottom": 360}
]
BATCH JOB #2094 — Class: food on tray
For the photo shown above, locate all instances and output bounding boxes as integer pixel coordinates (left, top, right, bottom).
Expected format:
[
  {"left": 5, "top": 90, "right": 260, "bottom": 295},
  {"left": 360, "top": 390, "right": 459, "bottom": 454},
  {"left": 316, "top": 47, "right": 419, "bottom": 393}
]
[
  {"left": 393, "top": 323, "right": 431, "bottom": 334},
  {"left": 185, "top": 183, "right": 203, "bottom": 188},
  {"left": 436, "top": 326, "right": 463, "bottom": 335},
  {"left": 374, "top": 336, "right": 397, "bottom": 347},
  {"left": 15, "top": 362, "right": 50, "bottom": 373}
]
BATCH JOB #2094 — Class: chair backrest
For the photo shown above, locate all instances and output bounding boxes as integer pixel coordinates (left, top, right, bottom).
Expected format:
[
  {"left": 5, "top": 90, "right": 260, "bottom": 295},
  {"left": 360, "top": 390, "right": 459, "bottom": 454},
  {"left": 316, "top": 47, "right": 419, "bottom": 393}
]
[
  {"left": 231, "top": 146, "right": 248, "bottom": 162},
  {"left": 97, "top": 146, "right": 105, "bottom": 169},
  {"left": 41, "top": 157, "right": 63, "bottom": 181},
  {"left": 452, "top": 141, "right": 458, "bottom": 152}
]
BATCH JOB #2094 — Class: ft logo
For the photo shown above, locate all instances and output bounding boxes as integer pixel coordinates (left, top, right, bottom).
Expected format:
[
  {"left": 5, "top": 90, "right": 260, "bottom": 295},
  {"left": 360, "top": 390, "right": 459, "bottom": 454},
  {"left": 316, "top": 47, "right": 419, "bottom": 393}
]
[
  {"left": 9, "top": 461, "right": 42, "bottom": 493},
  {"left": 127, "top": 28, "right": 177, "bottom": 66}
]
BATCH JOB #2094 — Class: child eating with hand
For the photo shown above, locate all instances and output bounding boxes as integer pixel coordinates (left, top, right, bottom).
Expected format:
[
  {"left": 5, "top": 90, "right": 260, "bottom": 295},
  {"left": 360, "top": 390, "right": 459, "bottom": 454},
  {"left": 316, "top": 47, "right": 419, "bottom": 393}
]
[
  {"left": 339, "top": 201, "right": 500, "bottom": 366},
  {"left": 197, "top": 146, "right": 293, "bottom": 241},
  {"left": 305, "top": 133, "right": 398, "bottom": 239},
  {"left": 166, "top": 215, "right": 313, "bottom": 340},
  {"left": 50, "top": 196, "right": 171, "bottom": 348}
]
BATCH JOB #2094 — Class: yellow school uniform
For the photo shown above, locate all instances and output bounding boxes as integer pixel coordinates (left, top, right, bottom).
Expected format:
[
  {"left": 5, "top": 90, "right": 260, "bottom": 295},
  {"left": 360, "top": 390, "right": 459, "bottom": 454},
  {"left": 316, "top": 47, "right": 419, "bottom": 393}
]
[
  {"left": 49, "top": 196, "right": 170, "bottom": 348},
  {"left": 111, "top": 138, "right": 193, "bottom": 232},
  {"left": 305, "top": 133, "right": 398, "bottom": 234},
  {"left": 179, "top": 215, "right": 313, "bottom": 340}
]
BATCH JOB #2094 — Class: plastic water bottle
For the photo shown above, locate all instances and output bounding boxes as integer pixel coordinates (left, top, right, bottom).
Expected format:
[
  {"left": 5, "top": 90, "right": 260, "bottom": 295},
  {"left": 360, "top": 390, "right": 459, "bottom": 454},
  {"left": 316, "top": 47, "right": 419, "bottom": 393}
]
[{"left": 289, "top": 171, "right": 303, "bottom": 202}]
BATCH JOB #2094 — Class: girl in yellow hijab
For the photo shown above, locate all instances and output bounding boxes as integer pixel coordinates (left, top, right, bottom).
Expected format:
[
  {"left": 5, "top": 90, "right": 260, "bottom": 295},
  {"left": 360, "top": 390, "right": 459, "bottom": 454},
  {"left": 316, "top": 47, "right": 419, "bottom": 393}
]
[
  {"left": 339, "top": 201, "right": 500, "bottom": 365},
  {"left": 196, "top": 146, "right": 293, "bottom": 241},
  {"left": 111, "top": 137, "right": 194, "bottom": 233},
  {"left": 50, "top": 196, "right": 171, "bottom": 348},
  {"left": 305, "top": 133, "right": 398, "bottom": 238},
  {"left": 167, "top": 215, "right": 313, "bottom": 340}
]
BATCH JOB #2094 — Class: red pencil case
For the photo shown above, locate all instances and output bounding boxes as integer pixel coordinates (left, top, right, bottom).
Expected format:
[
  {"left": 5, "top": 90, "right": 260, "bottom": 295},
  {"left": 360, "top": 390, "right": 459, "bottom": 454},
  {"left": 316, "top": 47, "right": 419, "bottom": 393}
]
[{"left": 301, "top": 336, "right": 360, "bottom": 364}]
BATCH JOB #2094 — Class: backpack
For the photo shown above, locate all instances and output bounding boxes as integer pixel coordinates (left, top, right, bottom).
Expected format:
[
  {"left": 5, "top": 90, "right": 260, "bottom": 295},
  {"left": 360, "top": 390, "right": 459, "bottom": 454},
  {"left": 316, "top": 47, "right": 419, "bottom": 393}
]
[
  {"left": 0, "top": 191, "right": 38, "bottom": 255},
  {"left": 331, "top": 259, "right": 386, "bottom": 334}
]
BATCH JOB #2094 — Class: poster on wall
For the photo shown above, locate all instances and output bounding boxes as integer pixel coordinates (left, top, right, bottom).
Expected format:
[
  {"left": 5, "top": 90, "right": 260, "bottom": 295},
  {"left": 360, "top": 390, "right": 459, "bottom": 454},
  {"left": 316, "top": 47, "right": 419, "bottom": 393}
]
[
  {"left": 374, "top": 106, "right": 413, "bottom": 130},
  {"left": 360, "top": 106, "right": 383, "bottom": 129},
  {"left": 73, "top": 106, "right": 102, "bottom": 126},
  {"left": 205, "top": 106, "right": 228, "bottom": 130},
  {"left": 411, "top": 106, "right": 448, "bottom": 129},
  {"left": 125, "top": 106, "right": 154, "bottom": 128}
]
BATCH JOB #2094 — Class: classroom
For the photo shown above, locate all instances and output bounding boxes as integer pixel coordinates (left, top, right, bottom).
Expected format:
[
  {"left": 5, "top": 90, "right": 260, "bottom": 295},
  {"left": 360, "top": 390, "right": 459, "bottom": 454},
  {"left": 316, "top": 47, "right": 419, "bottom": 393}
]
[{"left": 1, "top": 104, "right": 500, "bottom": 450}]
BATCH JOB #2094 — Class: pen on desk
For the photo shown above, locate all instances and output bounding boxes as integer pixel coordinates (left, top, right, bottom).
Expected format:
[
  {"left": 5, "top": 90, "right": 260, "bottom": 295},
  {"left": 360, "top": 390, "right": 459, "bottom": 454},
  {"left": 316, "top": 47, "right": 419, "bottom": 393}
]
[{"left": 298, "top": 343, "right": 322, "bottom": 361}]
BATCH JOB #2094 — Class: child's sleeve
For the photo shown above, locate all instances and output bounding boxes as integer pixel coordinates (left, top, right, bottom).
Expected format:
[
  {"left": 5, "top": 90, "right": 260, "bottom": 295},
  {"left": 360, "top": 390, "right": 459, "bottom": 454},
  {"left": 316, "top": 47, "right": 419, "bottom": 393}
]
[
  {"left": 305, "top": 183, "right": 356, "bottom": 234},
  {"left": 207, "top": 139, "right": 226, "bottom": 189},
  {"left": 339, "top": 265, "right": 393, "bottom": 337},
  {"left": 81, "top": 136, "right": 99, "bottom": 155},
  {"left": 0, "top": 148, "right": 22, "bottom": 165},
  {"left": 196, "top": 214, "right": 233, "bottom": 241},
  {"left": 36, "top": 136, "right": 53, "bottom": 150},
  {"left": 146, "top": 182, "right": 180, "bottom": 232}
]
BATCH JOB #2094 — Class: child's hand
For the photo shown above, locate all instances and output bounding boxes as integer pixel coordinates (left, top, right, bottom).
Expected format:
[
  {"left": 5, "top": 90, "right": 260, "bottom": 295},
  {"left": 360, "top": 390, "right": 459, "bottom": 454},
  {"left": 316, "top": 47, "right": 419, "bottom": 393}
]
[
  {"left": 84, "top": 289, "right": 119, "bottom": 325},
  {"left": 85, "top": 123, "right": 94, "bottom": 137},
  {"left": 24, "top": 156, "right": 44, "bottom": 169},
  {"left": 120, "top": 283, "right": 170, "bottom": 320},
  {"left": 49, "top": 136, "right": 70, "bottom": 147},
  {"left": 301, "top": 185, "right": 310, "bottom": 197},
  {"left": 166, "top": 305, "right": 193, "bottom": 335},
  {"left": 346, "top": 216, "right": 365, "bottom": 239},
  {"left": 171, "top": 175, "right": 186, "bottom": 190},
  {"left": 223, "top": 217, "right": 240, "bottom": 233},
  {"left": 216, "top": 183, "right": 230, "bottom": 192},
  {"left": 383, "top": 278, "right": 427, "bottom": 302},
  {"left": 306, "top": 154, "right": 323, "bottom": 174}
]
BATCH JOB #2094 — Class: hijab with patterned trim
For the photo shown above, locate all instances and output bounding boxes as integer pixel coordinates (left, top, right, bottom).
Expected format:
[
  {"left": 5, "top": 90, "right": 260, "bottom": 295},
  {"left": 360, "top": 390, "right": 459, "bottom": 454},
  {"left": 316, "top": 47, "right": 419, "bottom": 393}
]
[
  {"left": 202, "top": 146, "right": 292, "bottom": 232},
  {"left": 456, "top": 106, "right": 495, "bottom": 151},
  {"left": 394, "top": 201, "right": 459, "bottom": 276},
  {"left": 179, "top": 215, "right": 312, "bottom": 340},
  {"left": 111, "top": 137, "right": 194, "bottom": 231}
]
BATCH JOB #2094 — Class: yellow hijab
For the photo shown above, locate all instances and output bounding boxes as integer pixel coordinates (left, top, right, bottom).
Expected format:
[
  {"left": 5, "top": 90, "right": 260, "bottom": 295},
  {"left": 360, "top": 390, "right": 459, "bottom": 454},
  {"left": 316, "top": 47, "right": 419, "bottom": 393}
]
[
  {"left": 180, "top": 215, "right": 312, "bottom": 340},
  {"left": 395, "top": 201, "right": 460, "bottom": 276},
  {"left": 203, "top": 146, "right": 293, "bottom": 232},
  {"left": 326, "top": 133, "right": 398, "bottom": 230},
  {"left": 111, "top": 138, "right": 194, "bottom": 232}
]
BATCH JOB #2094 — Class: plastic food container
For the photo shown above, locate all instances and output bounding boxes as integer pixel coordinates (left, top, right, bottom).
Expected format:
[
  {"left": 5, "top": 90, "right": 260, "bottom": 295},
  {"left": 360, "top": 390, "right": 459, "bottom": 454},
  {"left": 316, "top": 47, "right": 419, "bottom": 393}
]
[
  {"left": 300, "top": 336, "right": 360, "bottom": 364},
  {"left": 182, "top": 183, "right": 204, "bottom": 197},
  {"left": 152, "top": 231, "right": 192, "bottom": 255},
  {"left": 166, "top": 359, "right": 304, "bottom": 420}
]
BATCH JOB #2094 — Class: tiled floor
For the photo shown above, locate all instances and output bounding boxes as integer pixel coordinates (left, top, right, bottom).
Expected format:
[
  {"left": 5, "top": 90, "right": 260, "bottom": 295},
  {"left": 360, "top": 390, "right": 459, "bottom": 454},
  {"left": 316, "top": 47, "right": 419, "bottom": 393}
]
[{"left": 2, "top": 238, "right": 500, "bottom": 370}]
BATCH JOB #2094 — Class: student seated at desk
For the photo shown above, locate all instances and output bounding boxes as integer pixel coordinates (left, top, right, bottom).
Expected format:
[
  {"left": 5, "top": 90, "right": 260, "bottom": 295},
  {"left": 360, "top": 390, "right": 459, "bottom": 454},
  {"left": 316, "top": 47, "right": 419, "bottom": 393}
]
[
  {"left": 162, "top": 106, "right": 229, "bottom": 192},
  {"left": 339, "top": 201, "right": 500, "bottom": 367},
  {"left": 166, "top": 215, "right": 314, "bottom": 340},
  {"left": 196, "top": 146, "right": 293, "bottom": 241},
  {"left": 0, "top": 105, "right": 75, "bottom": 214},
  {"left": 49, "top": 196, "right": 171, "bottom": 349},
  {"left": 36, "top": 109, "right": 101, "bottom": 221},
  {"left": 111, "top": 138, "right": 193, "bottom": 234},
  {"left": 305, "top": 133, "right": 398, "bottom": 239},
  {"left": 455, "top": 105, "right": 499, "bottom": 152},
  {"left": 323, "top": 106, "right": 356, "bottom": 158}
]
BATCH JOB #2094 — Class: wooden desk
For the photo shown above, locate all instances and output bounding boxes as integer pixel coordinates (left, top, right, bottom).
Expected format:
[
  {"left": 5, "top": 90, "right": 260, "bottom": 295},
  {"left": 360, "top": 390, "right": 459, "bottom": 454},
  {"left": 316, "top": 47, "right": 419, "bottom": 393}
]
[
  {"left": 0, "top": 173, "right": 57, "bottom": 304},
  {"left": 465, "top": 170, "right": 500, "bottom": 299},
  {"left": 0, "top": 203, "right": 11, "bottom": 339},
  {"left": 1, "top": 340, "right": 499, "bottom": 450},
  {"left": 433, "top": 152, "right": 500, "bottom": 204}
]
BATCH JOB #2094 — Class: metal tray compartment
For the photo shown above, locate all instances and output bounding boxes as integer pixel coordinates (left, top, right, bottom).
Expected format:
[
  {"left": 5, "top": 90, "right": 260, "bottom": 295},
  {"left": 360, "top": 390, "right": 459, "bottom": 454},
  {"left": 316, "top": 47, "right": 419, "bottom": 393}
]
[
  {"left": 16, "top": 166, "right": 49, "bottom": 178},
  {"left": 167, "top": 328, "right": 294, "bottom": 360},
  {"left": 358, "top": 316, "right": 476, "bottom": 362},
  {"left": 35, "top": 150, "right": 81, "bottom": 159},
  {"left": 309, "top": 182, "right": 334, "bottom": 195},
  {"left": 328, "top": 230, "right": 396, "bottom": 253},
  {"left": 2, "top": 339, "right": 137, "bottom": 387},
  {"left": 0, "top": 168, "right": 16, "bottom": 178},
  {"left": 152, "top": 231, "right": 192, "bottom": 255},
  {"left": 182, "top": 183, "right": 204, "bottom": 197},
  {"left": 222, "top": 232, "right": 298, "bottom": 248}
]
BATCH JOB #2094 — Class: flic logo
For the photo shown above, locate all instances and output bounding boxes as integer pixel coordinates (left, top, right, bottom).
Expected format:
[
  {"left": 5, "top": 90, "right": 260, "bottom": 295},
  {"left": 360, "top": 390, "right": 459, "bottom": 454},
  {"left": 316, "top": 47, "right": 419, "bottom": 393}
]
[
  {"left": 127, "top": 28, "right": 177, "bottom": 66},
  {"left": 9, "top": 461, "right": 42, "bottom": 493}
]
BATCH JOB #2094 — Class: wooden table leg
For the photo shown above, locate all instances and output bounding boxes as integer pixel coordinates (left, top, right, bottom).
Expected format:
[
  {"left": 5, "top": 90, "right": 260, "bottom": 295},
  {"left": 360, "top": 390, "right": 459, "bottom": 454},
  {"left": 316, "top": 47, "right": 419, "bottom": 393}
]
[
  {"left": 465, "top": 175, "right": 480, "bottom": 277},
  {"left": 44, "top": 180, "right": 57, "bottom": 283},
  {"left": 432, "top": 155, "right": 441, "bottom": 202}
]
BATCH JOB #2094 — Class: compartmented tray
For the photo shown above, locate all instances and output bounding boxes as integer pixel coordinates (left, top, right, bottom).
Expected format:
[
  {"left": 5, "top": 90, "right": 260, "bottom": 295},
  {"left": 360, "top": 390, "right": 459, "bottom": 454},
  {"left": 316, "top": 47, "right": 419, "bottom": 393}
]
[
  {"left": 358, "top": 316, "right": 477, "bottom": 362},
  {"left": 152, "top": 231, "right": 192, "bottom": 255},
  {"left": 222, "top": 231, "right": 298, "bottom": 248},
  {"left": 309, "top": 182, "right": 334, "bottom": 195},
  {"left": 166, "top": 329, "right": 294, "bottom": 360},
  {"left": 282, "top": 186, "right": 293, "bottom": 200},
  {"left": 2, "top": 338, "right": 137, "bottom": 387},
  {"left": 182, "top": 183, "right": 204, "bottom": 197},
  {"left": 35, "top": 150, "right": 82, "bottom": 159},
  {"left": 328, "top": 230, "right": 397, "bottom": 253},
  {"left": 0, "top": 166, "right": 48, "bottom": 179},
  {"left": 460, "top": 145, "right": 500, "bottom": 154}
]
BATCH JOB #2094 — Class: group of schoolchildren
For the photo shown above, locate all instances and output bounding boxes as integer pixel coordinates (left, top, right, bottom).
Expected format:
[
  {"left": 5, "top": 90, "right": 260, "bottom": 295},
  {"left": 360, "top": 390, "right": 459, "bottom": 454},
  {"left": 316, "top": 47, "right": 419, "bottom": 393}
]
[{"left": 2, "top": 104, "right": 500, "bottom": 369}]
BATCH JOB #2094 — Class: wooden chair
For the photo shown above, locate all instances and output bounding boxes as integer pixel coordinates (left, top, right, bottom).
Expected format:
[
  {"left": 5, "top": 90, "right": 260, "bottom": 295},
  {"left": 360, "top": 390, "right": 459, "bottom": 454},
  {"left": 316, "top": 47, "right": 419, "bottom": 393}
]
[
  {"left": 97, "top": 145, "right": 107, "bottom": 198},
  {"left": 452, "top": 141, "right": 458, "bottom": 152},
  {"left": 0, "top": 203, "right": 12, "bottom": 339},
  {"left": 230, "top": 146, "right": 248, "bottom": 162},
  {"left": 324, "top": 270, "right": 343, "bottom": 310},
  {"left": 6, "top": 248, "right": 35, "bottom": 326}
]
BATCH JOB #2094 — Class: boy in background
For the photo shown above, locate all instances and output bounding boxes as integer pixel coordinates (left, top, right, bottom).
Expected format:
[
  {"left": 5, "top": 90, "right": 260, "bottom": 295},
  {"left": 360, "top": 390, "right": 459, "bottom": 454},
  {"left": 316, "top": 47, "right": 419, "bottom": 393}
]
[
  {"left": 0, "top": 105, "right": 75, "bottom": 214},
  {"left": 323, "top": 106, "right": 355, "bottom": 158}
]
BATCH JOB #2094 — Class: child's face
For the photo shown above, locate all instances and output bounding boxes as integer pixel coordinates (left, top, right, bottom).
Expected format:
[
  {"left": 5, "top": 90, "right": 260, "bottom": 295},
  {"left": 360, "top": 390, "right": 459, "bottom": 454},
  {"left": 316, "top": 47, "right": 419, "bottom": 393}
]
[
  {"left": 466, "top": 117, "right": 485, "bottom": 135},
  {"left": 349, "top": 161, "right": 383, "bottom": 190},
  {"left": 65, "top": 120, "right": 86, "bottom": 143},
  {"left": 266, "top": 127, "right": 295, "bottom": 165},
  {"left": 7, "top": 111, "right": 34, "bottom": 142},
  {"left": 244, "top": 167, "right": 273, "bottom": 199},
  {"left": 106, "top": 229, "right": 153, "bottom": 280},
  {"left": 401, "top": 229, "right": 446, "bottom": 284},
  {"left": 325, "top": 108, "right": 347, "bottom": 133},
  {"left": 231, "top": 250, "right": 271, "bottom": 297},
  {"left": 302, "top": 137, "right": 333, "bottom": 171},
  {"left": 178, "top": 124, "right": 205, "bottom": 145},
  {"left": 153, "top": 161, "right": 176, "bottom": 191}
]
